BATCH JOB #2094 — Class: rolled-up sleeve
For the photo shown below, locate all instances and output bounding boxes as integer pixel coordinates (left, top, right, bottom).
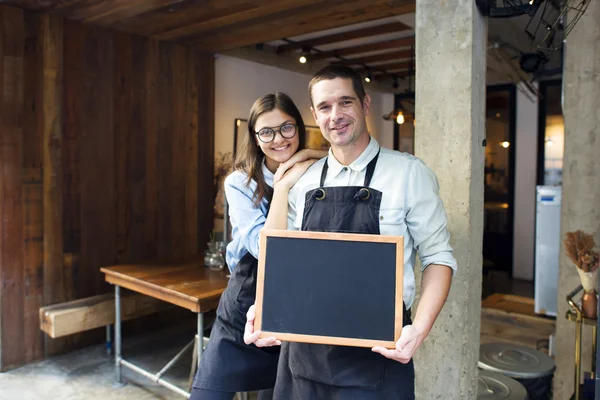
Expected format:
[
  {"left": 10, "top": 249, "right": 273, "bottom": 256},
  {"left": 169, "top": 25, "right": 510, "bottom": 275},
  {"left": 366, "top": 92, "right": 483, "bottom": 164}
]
[
  {"left": 224, "top": 175, "right": 266, "bottom": 260},
  {"left": 405, "top": 159, "right": 458, "bottom": 274}
]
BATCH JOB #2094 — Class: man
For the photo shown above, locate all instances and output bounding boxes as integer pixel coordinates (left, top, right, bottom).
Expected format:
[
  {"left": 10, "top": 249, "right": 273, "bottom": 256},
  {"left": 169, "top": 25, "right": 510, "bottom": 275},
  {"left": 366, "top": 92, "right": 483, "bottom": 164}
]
[{"left": 246, "top": 65, "right": 457, "bottom": 399}]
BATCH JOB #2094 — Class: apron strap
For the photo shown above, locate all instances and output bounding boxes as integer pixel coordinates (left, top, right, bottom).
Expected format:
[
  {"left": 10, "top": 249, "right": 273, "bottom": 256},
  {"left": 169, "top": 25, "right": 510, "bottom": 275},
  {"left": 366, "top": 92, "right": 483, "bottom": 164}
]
[
  {"left": 363, "top": 150, "right": 380, "bottom": 187},
  {"left": 319, "top": 148, "right": 381, "bottom": 188},
  {"left": 319, "top": 158, "right": 329, "bottom": 188}
]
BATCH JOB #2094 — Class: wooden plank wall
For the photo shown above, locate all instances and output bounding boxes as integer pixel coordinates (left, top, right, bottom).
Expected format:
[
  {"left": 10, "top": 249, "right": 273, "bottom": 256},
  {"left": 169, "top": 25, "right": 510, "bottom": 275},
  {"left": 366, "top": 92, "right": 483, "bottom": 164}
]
[{"left": 0, "top": 5, "right": 215, "bottom": 371}]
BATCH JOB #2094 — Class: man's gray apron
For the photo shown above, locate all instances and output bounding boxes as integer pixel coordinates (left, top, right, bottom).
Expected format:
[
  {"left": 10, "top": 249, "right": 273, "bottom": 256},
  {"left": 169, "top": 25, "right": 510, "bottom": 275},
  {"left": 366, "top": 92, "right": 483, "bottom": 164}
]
[{"left": 273, "top": 151, "right": 415, "bottom": 399}]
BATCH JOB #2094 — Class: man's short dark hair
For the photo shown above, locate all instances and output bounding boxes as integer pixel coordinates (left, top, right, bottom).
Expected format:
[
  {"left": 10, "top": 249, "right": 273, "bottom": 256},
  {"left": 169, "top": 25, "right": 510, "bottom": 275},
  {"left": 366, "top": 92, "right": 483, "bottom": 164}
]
[{"left": 309, "top": 65, "right": 366, "bottom": 106}]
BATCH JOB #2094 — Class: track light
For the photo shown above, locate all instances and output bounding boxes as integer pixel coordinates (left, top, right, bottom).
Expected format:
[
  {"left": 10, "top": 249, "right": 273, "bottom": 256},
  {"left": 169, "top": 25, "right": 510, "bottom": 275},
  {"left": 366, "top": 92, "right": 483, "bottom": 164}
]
[{"left": 299, "top": 47, "right": 310, "bottom": 64}]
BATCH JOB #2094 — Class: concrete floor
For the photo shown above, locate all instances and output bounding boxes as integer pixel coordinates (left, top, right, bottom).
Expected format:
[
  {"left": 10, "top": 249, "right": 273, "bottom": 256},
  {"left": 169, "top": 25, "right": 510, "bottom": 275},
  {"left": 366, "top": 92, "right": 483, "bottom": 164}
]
[
  {"left": 0, "top": 323, "right": 256, "bottom": 400},
  {"left": 1, "top": 274, "right": 539, "bottom": 400}
]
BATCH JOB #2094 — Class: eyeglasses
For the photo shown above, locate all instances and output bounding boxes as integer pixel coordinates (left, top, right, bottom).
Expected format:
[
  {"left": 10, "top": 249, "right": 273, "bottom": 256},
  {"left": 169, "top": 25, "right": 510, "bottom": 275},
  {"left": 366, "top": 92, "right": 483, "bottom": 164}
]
[{"left": 255, "top": 123, "right": 298, "bottom": 143}]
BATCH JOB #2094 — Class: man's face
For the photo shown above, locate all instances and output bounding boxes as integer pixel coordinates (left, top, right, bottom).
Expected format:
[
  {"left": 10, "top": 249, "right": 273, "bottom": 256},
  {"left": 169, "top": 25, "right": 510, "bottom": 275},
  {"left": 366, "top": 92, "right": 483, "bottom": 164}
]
[{"left": 310, "top": 78, "right": 370, "bottom": 149}]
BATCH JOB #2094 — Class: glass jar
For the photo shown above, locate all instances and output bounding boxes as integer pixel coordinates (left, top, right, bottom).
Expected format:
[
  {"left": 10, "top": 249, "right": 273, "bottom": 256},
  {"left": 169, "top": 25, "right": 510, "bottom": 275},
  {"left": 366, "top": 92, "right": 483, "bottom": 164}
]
[{"left": 204, "top": 241, "right": 225, "bottom": 270}]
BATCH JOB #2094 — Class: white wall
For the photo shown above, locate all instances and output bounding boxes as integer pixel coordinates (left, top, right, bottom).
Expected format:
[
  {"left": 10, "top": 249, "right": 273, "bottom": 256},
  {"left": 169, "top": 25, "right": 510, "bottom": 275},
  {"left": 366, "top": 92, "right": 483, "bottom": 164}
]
[
  {"left": 513, "top": 84, "right": 539, "bottom": 281},
  {"left": 214, "top": 55, "right": 394, "bottom": 159}
]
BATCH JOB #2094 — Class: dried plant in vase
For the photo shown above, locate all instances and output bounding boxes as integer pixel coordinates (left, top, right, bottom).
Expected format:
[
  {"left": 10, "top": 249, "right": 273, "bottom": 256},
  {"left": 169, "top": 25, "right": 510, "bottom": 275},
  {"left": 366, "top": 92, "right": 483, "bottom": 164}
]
[
  {"left": 564, "top": 230, "right": 600, "bottom": 318},
  {"left": 214, "top": 152, "right": 233, "bottom": 219}
]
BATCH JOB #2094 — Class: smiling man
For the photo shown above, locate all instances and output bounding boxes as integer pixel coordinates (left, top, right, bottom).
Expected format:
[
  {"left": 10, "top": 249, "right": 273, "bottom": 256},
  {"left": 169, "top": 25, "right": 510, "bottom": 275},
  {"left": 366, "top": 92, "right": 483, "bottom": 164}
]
[{"left": 245, "top": 65, "right": 457, "bottom": 399}]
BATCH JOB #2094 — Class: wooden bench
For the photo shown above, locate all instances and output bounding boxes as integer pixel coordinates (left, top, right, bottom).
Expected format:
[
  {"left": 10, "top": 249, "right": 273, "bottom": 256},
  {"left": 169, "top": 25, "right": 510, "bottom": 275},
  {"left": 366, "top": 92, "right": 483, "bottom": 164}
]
[{"left": 40, "top": 291, "right": 173, "bottom": 339}]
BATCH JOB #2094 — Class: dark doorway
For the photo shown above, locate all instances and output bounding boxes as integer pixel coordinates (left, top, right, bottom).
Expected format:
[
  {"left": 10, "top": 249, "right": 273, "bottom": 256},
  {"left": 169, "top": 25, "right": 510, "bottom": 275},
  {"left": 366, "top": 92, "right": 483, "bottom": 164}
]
[
  {"left": 483, "top": 85, "right": 517, "bottom": 276},
  {"left": 393, "top": 86, "right": 517, "bottom": 276},
  {"left": 536, "top": 79, "right": 564, "bottom": 186}
]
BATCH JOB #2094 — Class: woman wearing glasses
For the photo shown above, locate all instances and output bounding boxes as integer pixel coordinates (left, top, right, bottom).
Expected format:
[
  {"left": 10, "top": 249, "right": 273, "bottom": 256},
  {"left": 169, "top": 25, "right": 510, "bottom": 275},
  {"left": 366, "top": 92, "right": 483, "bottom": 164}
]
[{"left": 191, "top": 92, "right": 326, "bottom": 400}]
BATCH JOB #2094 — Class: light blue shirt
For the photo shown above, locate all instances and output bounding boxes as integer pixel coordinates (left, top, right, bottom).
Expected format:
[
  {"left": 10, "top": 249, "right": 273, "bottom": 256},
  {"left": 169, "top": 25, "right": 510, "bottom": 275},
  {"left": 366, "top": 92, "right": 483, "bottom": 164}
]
[
  {"left": 224, "top": 161, "right": 274, "bottom": 272},
  {"left": 287, "top": 137, "right": 458, "bottom": 308}
]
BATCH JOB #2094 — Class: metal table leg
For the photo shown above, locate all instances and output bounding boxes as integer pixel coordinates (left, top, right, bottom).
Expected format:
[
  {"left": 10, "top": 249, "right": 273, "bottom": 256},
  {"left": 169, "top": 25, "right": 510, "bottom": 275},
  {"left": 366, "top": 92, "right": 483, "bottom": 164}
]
[
  {"left": 115, "top": 285, "right": 124, "bottom": 386},
  {"left": 106, "top": 324, "right": 112, "bottom": 355},
  {"left": 197, "top": 312, "right": 204, "bottom": 368},
  {"left": 112, "top": 288, "right": 209, "bottom": 398}
]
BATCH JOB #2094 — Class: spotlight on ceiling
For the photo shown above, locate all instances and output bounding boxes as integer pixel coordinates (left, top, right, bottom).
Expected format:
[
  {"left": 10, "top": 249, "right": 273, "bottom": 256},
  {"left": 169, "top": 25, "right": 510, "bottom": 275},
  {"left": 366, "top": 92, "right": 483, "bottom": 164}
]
[{"left": 299, "top": 46, "right": 310, "bottom": 64}]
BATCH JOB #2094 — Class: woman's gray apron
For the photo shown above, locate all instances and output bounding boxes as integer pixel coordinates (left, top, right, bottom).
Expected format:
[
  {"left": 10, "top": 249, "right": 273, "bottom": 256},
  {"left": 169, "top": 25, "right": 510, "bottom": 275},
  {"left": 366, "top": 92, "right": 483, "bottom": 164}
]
[{"left": 193, "top": 251, "right": 279, "bottom": 392}]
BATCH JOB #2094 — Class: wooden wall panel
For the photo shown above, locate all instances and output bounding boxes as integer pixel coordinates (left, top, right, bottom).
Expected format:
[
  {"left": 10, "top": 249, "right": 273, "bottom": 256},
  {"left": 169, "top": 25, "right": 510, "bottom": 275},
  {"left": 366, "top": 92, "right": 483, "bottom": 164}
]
[
  {"left": 185, "top": 47, "right": 199, "bottom": 255},
  {"left": 171, "top": 45, "right": 186, "bottom": 257},
  {"left": 0, "top": 4, "right": 215, "bottom": 371},
  {"left": 0, "top": 5, "right": 26, "bottom": 370},
  {"left": 128, "top": 34, "right": 147, "bottom": 261},
  {"left": 22, "top": 11, "right": 44, "bottom": 364},
  {"left": 62, "top": 18, "right": 83, "bottom": 299},
  {"left": 41, "top": 13, "right": 66, "bottom": 356},
  {"left": 144, "top": 39, "right": 159, "bottom": 259},
  {"left": 80, "top": 24, "right": 116, "bottom": 296},
  {"left": 156, "top": 43, "right": 173, "bottom": 259},
  {"left": 114, "top": 31, "right": 133, "bottom": 263},
  {"left": 196, "top": 50, "right": 215, "bottom": 251}
]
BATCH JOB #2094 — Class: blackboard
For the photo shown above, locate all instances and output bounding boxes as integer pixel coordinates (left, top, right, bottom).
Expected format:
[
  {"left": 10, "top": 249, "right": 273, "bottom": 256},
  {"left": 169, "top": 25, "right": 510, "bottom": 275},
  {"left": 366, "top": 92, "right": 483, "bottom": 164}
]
[{"left": 255, "top": 229, "right": 404, "bottom": 348}]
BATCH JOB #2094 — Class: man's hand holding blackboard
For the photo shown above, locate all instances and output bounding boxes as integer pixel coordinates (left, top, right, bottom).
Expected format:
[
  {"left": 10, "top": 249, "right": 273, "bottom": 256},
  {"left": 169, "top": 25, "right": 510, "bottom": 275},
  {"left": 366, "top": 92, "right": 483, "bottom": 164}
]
[
  {"left": 244, "top": 304, "right": 282, "bottom": 347},
  {"left": 371, "top": 324, "right": 423, "bottom": 364}
]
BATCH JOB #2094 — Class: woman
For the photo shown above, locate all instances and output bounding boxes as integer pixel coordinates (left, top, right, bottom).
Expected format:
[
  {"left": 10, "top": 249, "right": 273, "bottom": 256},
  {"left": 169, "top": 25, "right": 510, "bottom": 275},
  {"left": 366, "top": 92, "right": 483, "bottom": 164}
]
[{"left": 190, "top": 92, "right": 326, "bottom": 400}]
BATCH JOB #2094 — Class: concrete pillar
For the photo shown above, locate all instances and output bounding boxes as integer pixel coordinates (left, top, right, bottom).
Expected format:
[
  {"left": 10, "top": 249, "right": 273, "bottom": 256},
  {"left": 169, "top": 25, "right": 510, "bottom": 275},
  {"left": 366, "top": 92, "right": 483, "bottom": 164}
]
[
  {"left": 554, "top": 2, "right": 600, "bottom": 398},
  {"left": 414, "top": 1, "right": 486, "bottom": 399}
]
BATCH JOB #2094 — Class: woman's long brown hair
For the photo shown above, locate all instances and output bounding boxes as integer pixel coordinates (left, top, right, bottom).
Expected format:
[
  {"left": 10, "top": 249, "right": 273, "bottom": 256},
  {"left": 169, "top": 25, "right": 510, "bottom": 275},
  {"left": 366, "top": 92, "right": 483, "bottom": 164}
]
[{"left": 233, "top": 92, "right": 306, "bottom": 207}]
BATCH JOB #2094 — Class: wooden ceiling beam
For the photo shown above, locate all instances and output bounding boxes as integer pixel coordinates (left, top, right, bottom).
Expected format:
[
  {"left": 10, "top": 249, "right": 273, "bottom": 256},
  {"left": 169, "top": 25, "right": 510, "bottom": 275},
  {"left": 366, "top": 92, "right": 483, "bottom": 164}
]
[
  {"left": 333, "top": 49, "right": 414, "bottom": 66},
  {"left": 276, "top": 21, "right": 410, "bottom": 54},
  {"left": 6, "top": 0, "right": 416, "bottom": 54},
  {"left": 308, "top": 37, "right": 415, "bottom": 61},
  {"left": 365, "top": 60, "right": 412, "bottom": 73},
  {"left": 81, "top": 0, "right": 199, "bottom": 25},
  {"left": 3, "top": 0, "right": 184, "bottom": 24},
  {"left": 372, "top": 70, "right": 412, "bottom": 81},
  {"left": 188, "top": 0, "right": 415, "bottom": 52},
  {"left": 0, "top": 0, "right": 62, "bottom": 10},
  {"left": 110, "top": 0, "right": 325, "bottom": 39}
]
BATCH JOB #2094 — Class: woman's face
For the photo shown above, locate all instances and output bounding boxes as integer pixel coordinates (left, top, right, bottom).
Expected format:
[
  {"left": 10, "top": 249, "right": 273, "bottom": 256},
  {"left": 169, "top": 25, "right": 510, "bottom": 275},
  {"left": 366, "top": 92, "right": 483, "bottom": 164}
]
[{"left": 254, "top": 109, "right": 300, "bottom": 171}]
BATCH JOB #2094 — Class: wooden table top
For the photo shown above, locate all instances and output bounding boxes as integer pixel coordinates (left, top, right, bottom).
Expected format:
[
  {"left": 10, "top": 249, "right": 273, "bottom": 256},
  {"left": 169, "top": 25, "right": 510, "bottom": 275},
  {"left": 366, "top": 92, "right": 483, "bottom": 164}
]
[{"left": 100, "top": 259, "right": 230, "bottom": 313}]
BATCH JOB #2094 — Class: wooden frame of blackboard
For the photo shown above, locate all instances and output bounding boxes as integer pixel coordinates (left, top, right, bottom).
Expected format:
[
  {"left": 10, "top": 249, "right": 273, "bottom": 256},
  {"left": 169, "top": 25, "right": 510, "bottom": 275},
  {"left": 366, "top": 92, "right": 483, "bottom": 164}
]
[{"left": 254, "top": 229, "right": 404, "bottom": 348}]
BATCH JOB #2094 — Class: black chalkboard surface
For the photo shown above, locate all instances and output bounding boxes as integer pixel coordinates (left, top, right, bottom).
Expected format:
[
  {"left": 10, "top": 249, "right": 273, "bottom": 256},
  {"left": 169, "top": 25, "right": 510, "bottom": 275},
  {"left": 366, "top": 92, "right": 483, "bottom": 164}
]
[{"left": 255, "top": 229, "right": 404, "bottom": 348}]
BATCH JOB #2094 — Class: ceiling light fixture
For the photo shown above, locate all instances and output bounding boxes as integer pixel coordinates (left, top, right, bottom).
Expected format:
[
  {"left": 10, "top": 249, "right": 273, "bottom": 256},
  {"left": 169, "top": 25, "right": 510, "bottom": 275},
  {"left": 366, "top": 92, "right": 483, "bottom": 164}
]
[
  {"left": 396, "top": 112, "right": 405, "bottom": 125},
  {"left": 299, "top": 46, "right": 311, "bottom": 64},
  {"left": 383, "top": 107, "right": 413, "bottom": 125}
]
